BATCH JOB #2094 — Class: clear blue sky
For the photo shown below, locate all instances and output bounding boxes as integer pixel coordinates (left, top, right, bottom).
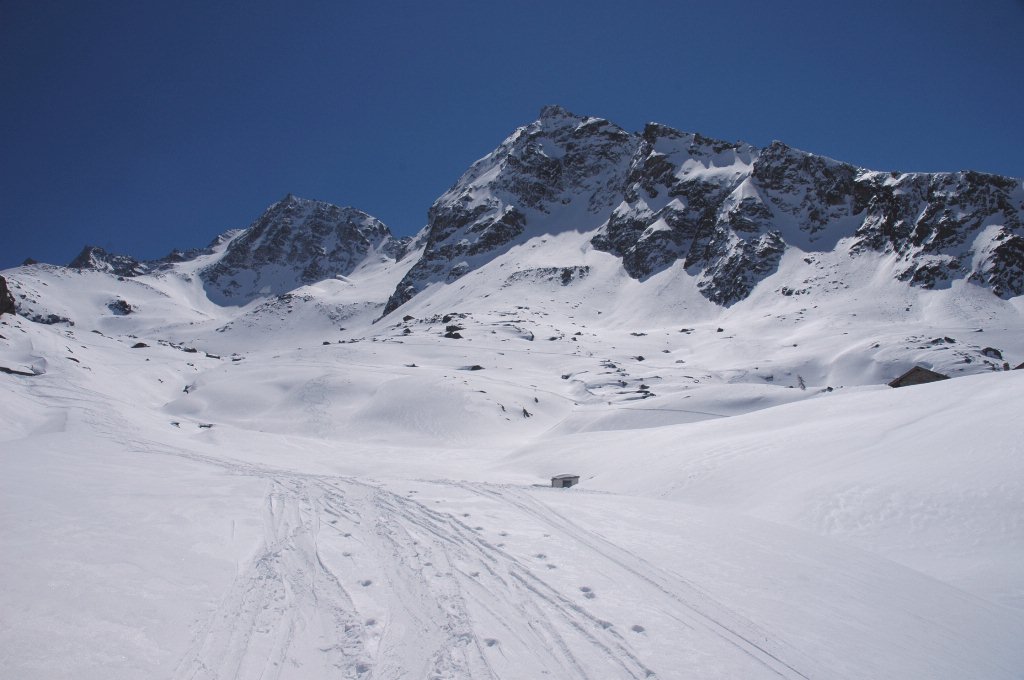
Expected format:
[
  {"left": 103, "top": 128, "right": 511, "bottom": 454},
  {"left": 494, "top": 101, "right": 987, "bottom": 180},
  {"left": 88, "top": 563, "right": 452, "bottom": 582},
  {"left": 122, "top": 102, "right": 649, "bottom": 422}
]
[{"left": 2, "top": 0, "right": 1023, "bottom": 269}]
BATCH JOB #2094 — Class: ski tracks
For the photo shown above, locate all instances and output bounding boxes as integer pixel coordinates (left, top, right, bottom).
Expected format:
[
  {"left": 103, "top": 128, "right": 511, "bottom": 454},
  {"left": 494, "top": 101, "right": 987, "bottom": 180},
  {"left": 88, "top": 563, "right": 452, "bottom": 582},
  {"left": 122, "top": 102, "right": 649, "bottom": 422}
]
[
  {"left": 453, "top": 482, "right": 830, "bottom": 680},
  {"left": 172, "top": 478, "right": 371, "bottom": 680},
  {"left": 172, "top": 473, "right": 663, "bottom": 679}
]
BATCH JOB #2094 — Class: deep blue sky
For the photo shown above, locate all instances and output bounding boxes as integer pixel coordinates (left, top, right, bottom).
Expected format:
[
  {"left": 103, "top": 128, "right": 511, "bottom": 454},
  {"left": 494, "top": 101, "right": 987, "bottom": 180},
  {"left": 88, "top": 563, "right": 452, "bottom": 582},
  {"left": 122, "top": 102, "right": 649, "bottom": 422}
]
[{"left": 2, "top": 0, "right": 1023, "bottom": 269}]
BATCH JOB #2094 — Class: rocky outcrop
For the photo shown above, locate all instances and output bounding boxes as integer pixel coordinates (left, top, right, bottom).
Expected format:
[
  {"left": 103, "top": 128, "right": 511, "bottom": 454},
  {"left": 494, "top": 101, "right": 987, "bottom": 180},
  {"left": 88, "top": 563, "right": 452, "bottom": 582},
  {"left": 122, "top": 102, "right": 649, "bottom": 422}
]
[
  {"left": 201, "top": 194, "right": 409, "bottom": 304},
  {"left": 0, "top": 275, "right": 16, "bottom": 316}
]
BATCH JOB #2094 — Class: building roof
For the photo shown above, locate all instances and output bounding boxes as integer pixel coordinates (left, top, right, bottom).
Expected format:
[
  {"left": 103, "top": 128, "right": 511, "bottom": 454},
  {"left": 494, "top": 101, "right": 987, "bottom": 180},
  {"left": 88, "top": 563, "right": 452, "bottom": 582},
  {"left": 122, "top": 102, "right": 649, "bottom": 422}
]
[
  {"left": 888, "top": 365, "right": 951, "bottom": 388},
  {"left": 552, "top": 474, "right": 580, "bottom": 480}
]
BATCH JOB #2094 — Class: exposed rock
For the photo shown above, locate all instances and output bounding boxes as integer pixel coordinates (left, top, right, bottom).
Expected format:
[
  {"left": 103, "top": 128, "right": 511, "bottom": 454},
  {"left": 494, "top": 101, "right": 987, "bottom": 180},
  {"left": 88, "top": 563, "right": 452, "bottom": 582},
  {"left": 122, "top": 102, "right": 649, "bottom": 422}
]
[
  {"left": 503, "top": 266, "right": 590, "bottom": 287},
  {"left": 107, "top": 299, "right": 133, "bottom": 315},
  {"left": 0, "top": 276, "right": 16, "bottom": 317}
]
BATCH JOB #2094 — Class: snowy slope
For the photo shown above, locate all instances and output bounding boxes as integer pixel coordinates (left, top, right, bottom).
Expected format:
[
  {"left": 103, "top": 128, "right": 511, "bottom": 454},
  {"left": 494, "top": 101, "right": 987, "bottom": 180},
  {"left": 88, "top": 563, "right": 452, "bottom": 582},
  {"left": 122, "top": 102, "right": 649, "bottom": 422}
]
[{"left": 3, "top": 256, "right": 1024, "bottom": 679}]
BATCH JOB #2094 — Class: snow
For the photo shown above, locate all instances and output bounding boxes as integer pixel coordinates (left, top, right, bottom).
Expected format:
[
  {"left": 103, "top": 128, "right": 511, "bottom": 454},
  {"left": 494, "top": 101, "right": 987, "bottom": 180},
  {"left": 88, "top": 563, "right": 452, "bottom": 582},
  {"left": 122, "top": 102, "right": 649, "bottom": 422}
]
[{"left": 3, "top": 216, "right": 1024, "bottom": 679}]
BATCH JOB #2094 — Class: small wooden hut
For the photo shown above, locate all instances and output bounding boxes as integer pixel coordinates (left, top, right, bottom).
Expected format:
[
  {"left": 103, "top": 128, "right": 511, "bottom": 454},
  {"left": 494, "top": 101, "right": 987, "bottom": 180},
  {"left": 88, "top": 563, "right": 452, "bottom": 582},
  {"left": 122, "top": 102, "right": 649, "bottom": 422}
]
[{"left": 551, "top": 474, "right": 580, "bottom": 488}]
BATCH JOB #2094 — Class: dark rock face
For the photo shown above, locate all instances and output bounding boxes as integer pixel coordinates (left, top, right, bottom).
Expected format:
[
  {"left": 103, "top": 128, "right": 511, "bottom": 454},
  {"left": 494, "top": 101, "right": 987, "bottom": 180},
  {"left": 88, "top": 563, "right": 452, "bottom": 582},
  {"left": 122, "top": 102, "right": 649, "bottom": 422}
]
[
  {"left": 0, "top": 275, "right": 16, "bottom": 316},
  {"left": 201, "top": 194, "right": 409, "bottom": 304},
  {"left": 383, "top": 106, "right": 638, "bottom": 314},
  {"left": 852, "top": 171, "right": 1024, "bottom": 297}
]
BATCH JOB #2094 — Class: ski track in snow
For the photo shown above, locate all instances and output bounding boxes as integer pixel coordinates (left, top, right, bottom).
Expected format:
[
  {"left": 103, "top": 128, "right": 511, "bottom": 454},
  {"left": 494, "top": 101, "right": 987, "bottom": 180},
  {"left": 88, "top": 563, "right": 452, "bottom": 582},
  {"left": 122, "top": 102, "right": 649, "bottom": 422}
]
[{"left": 170, "top": 472, "right": 665, "bottom": 680}]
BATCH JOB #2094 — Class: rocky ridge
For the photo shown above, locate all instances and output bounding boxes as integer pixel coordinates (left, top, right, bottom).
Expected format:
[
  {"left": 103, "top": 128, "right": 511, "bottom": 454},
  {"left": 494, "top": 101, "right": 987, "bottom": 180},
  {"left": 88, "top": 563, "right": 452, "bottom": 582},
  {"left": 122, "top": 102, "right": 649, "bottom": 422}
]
[{"left": 53, "top": 107, "right": 1024, "bottom": 313}]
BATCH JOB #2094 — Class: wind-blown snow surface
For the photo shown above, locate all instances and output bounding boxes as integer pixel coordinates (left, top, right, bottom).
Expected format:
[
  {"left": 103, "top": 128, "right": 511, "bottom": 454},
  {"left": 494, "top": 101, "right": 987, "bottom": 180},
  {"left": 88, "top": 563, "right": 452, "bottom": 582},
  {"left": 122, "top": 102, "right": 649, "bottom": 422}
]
[{"left": 2, "top": 242, "right": 1024, "bottom": 679}]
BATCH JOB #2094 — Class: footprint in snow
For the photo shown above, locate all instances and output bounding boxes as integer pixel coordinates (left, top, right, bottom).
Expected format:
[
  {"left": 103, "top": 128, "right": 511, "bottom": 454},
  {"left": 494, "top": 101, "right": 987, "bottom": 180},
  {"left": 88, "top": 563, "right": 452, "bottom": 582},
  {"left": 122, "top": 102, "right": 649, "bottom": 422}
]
[
  {"left": 484, "top": 638, "right": 499, "bottom": 647},
  {"left": 534, "top": 553, "right": 546, "bottom": 559},
  {"left": 358, "top": 579, "right": 372, "bottom": 587},
  {"left": 631, "top": 624, "right": 645, "bottom": 633},
  {"left": 580, "top": 586, "right": 596, "bottom": 599}
]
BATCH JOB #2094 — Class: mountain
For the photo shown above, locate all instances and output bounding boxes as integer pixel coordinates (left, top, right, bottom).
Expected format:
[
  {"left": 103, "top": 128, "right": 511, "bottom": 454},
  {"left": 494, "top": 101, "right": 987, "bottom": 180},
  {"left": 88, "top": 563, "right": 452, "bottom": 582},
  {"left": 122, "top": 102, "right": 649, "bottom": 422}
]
[
  {"left": 60, "top": 107, "right": 1024, "bottom": 316},
  {"left": 384, "top": 106, "right": 1024, "bottom": 313},
  {"left": 198, "top": 194, "right": 410, "bottom": 305}
]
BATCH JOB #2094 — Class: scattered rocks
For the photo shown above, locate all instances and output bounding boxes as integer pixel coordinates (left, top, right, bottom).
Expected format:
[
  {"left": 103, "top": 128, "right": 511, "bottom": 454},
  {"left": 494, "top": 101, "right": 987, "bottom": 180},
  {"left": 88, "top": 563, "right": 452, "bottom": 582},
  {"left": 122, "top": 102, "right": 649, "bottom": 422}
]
[{"left": 25, "top": 312, "right": 73, "bottom": 325}]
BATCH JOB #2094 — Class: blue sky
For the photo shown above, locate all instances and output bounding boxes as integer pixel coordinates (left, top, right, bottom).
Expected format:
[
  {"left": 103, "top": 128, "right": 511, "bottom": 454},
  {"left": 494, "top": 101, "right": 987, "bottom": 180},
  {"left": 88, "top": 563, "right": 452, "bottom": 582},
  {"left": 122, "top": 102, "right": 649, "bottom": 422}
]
[{"left": 2, "top": 0, "right": 1023, "bottom": 269}]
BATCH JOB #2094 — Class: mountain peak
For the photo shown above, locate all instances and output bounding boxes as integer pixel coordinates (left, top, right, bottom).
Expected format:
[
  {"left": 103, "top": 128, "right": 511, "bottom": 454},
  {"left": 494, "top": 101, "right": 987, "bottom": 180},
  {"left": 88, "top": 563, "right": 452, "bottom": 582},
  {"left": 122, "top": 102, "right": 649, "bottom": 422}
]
[
  {"left": 200, "top": 197, "right": 403, "bottom": 305},
  {"left": 537, "top": 104, "right": 577, "bottom": 120}
]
